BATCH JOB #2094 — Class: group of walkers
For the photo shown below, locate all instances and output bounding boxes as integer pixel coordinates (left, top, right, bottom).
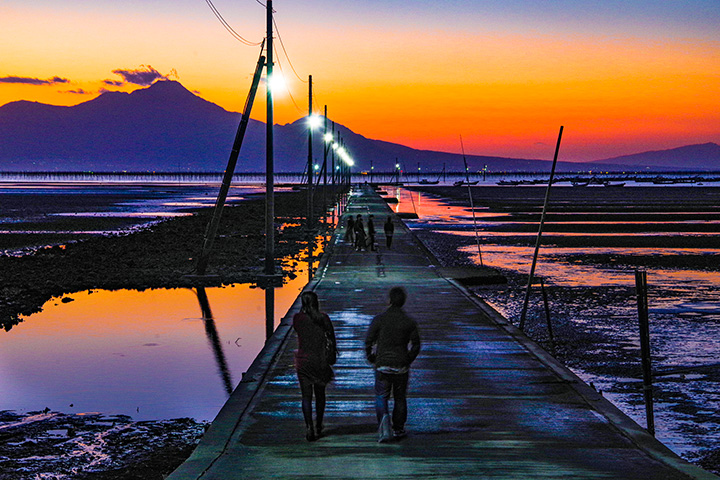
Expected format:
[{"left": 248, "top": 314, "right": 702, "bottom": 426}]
[
  {"left": 293, "top": 287, "right": 421, "bottom": 443},
  {"left": 344, "top": 214, "right": 395, "bottom": 251}
]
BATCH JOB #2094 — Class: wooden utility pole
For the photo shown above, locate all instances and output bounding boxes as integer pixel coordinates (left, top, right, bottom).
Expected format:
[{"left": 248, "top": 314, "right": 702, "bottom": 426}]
[
  {"left": 264, "top": 0, "right": 275, "bottom": 276},
  {"left": 307, "top": 75, "right": 313, "bottom": 230},
  {"left": 195, "top": 48, "right": 265, "bottom": 275},
  {"left": 331, "top": 122, "right": 336, "bottom": 185},
  {"left": 636, "top": 270, "right": 655, "bottom": 436},
  {"left": 323, "top": 105, "right": 328, "bottom": 188}
]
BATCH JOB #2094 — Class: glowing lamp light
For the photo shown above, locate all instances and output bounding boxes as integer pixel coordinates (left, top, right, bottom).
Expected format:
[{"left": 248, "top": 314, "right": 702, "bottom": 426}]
[
  {"left": 307, "top": 114, "right": 322, "bottom": 130},
  {"left": 314, "top": 164, "right": 320, "bottom": 171},
  {"left": 395, "top": 163, "right": 400, "bottom": 169},
  {"left": 323, "top": 132, "right": 333, "bottom": 143},
  {"left": 267, "top": 74, "right": 286, "bottom": 95}
]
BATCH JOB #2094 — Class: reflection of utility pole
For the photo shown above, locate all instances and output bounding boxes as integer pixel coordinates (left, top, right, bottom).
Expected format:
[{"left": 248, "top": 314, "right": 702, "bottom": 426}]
[
  {"left": 195, "top": 288, "right": 233, "bottom": 396},
  {"left": 265, "top": 286, "right": 275, "bottom": 340},
  {"left": 307, "top": 233, "right": 315, "bottom": 282}
]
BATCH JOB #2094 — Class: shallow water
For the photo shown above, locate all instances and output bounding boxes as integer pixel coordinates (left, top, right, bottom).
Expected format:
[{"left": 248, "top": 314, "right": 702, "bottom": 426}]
[
  {"left": 0, "top": 183, "right": 263, "bottom": 229},
  {"left": 0, "top": 278, "right": 308, "bottom": 422},
  {"left": 0, "top": 182, "right": 325, "bottom": 422}
]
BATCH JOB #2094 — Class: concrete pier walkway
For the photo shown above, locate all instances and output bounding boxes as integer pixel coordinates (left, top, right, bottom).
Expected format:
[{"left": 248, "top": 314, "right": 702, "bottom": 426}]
[{"left": 169, "top": 185, "right": 716, "bottom": 479}]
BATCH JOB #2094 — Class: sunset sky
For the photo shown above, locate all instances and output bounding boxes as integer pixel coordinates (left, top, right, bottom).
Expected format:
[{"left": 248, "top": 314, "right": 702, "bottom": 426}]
[{"left": 1, "top": 0, "right": 718, "bottom": 162}]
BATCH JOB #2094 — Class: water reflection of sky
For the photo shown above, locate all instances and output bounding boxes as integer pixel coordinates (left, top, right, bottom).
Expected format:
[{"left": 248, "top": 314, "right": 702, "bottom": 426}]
[
  {"left": 0, "top": 183, "right": 263, "bottom": 226},
  {"left": 0, "top": 273, "right": 310, "bottom": 422}
]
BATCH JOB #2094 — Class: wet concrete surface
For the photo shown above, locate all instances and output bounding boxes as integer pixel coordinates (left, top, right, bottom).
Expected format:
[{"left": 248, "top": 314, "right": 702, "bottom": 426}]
[{"left": 169, "top": 185, "right": 717, "bottom": 479}]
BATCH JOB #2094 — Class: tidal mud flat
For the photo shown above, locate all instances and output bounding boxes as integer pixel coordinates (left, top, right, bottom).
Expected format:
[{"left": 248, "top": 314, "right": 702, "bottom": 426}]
[
  {"left": 0, "top": 186, "right": 343, "bottom": 479},
  {"left": 0, "top": 188, "right": 342, "bottom": 330},
  {"left": 406, "top": 185, "right": 720, "bottom": 475}
]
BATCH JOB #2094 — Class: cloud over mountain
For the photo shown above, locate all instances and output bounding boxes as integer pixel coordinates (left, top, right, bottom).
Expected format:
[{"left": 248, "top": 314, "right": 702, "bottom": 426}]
[
  {"left": 0, "top": 75, "right": 69, "bottom": 85},
  {"left": 110, "top": 65, "right": 169, "bottom": 86}
]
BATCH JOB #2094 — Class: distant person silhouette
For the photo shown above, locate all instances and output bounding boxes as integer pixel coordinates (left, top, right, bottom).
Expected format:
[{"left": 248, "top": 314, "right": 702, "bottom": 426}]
[
  {"left": 293, "top": 291, "right": 337, "bottom": 441},
  {"left": 367, "top": 215, "right": 377, "bottom": 251},
  {"left": 365, "top": 287, "right": 421, "bottom": 442},
  {"left": 344, "top": 215, "right": 355, "bottom": 244},
  {"left": 384, "top": 216, "right": 395, "bottom": 248},
  {"left": 354, "top": 214, "right": 366, "bottom": 251}
]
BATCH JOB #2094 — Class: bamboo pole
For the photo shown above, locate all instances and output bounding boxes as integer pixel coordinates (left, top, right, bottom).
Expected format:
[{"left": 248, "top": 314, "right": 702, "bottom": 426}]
[{"left": 519, "top": 126, "right": 564, "bottom": 331}]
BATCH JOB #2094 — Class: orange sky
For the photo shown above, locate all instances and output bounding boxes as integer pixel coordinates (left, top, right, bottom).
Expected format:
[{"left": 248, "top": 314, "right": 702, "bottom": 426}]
[{"left": 1, "top": 1, "right": 718, "bottom": 161}]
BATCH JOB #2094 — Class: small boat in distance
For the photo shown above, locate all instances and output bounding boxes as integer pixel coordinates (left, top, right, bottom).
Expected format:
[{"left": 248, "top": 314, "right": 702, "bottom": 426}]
[
  {"left": 419, "top": 179, "right": 439, "bottom": 185},
  {"left": 454, "top": 180, "right": 479, "bottom": 186}
]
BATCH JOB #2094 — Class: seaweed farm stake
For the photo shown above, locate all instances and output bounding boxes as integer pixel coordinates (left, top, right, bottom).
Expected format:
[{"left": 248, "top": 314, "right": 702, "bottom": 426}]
[
  {"left": 635, "top": 269, "right": 655, "bottom": 436},
  {"left": 519, "top": 126, "right": 564, "bottom": 331},
  {"left": 540, "top": 278, "right": 554, "bottom": 346}
]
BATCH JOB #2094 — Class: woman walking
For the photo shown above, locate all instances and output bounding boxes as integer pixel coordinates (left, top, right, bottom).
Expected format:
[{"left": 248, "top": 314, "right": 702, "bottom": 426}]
[{"left": 293, "top": 291, "right": 337, "bottom": 441}]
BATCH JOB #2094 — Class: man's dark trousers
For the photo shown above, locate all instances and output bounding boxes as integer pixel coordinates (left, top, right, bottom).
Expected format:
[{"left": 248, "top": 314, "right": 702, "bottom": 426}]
[{"left": 374, "top": 371, "right": 409, "bottom": 429}]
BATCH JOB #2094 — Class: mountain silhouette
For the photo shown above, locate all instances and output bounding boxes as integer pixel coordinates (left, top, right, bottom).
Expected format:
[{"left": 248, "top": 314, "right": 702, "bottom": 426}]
[
  {"left": 1, "top": 80, "right": 718, "bottom": 172},
  {"left": 593, "top": 143, "right": 720, "bottom": 170}
]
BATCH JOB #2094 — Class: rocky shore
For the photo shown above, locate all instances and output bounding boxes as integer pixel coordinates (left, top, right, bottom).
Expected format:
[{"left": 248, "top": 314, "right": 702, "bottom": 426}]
[
  {"left": 0, "top": 189, "right": 343, "bottom": 332},
  {"left": 0, "top": 187, "right": 343, "bottom": 479}
]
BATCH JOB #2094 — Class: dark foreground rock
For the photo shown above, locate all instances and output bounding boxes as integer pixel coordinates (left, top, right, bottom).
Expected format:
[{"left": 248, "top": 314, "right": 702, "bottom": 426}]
[
  {"left": 0, "top": 189, "right": 345, "bottom": 331},
  {"left": 0, "top": 410, "right": 207, "bottom": 480}
]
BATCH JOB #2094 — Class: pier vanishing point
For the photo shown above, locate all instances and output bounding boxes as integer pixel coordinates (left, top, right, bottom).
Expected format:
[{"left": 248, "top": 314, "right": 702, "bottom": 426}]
[{"left": 169, "top": 185, "right": 717, "bottom": 480}]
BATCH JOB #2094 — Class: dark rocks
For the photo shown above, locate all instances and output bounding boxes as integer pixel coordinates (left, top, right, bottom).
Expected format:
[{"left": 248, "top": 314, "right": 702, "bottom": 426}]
[{"left": 0, "top": 189, "right": 343, "bottom": 331}]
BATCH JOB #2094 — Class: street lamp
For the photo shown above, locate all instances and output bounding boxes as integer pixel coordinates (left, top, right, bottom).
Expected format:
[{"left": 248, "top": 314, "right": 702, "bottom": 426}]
[{"left": 307, "top": 114, "right": 322, "bottom": 130}]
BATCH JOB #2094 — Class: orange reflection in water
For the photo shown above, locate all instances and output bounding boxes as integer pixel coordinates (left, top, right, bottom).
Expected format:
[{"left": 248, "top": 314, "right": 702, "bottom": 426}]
[
  {"left": 0, "top": 276, "right": 307, "bottom": 421},
  {"left": 459, "top": 243, "right": 720, "bottom": 288}
]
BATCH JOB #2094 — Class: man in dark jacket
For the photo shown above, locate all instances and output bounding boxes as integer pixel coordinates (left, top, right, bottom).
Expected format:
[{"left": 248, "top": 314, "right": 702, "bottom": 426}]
[{"left": 365, "top": 287, "right": 421, "bottom": 440}]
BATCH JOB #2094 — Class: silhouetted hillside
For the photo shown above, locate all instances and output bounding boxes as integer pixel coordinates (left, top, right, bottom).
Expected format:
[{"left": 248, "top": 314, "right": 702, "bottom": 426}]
[
  {"left": 593, "top": 143, "right": 720, "bottom": 170},
  {"left": 1, "top": 80, "right": 718, "bottom": 172}
]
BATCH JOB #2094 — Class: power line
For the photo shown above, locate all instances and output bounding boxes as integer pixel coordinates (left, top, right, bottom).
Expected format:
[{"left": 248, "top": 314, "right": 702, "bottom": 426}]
[
  {"left": 274, "top": 57, "right": 305, "bottom": 114},
  {"left": 205, "top": 0, "right": 263, "bottom": 46},
  {"left": 273, "top": 17, "right": 307, "bottom": 83}
]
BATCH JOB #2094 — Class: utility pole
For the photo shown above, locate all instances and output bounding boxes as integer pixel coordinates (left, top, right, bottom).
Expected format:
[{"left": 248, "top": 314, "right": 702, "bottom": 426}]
[
  {"left": 323, "top": 105, "right": 328, "bottom": 188},
  {"left": 264, "top": 0, "right": 275, "bottom": 277},
  {"left": 331, "top": 121, "right": 336, "bottom": 185},
  {"left": 263, "top": 0, "right": 276, "bottom": 341},
  {"left": 195, "top": 47, "right": 265, "bottom": 275},
  {"left": 307, "top": 75, "right": 313, "bottom": 230}
]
